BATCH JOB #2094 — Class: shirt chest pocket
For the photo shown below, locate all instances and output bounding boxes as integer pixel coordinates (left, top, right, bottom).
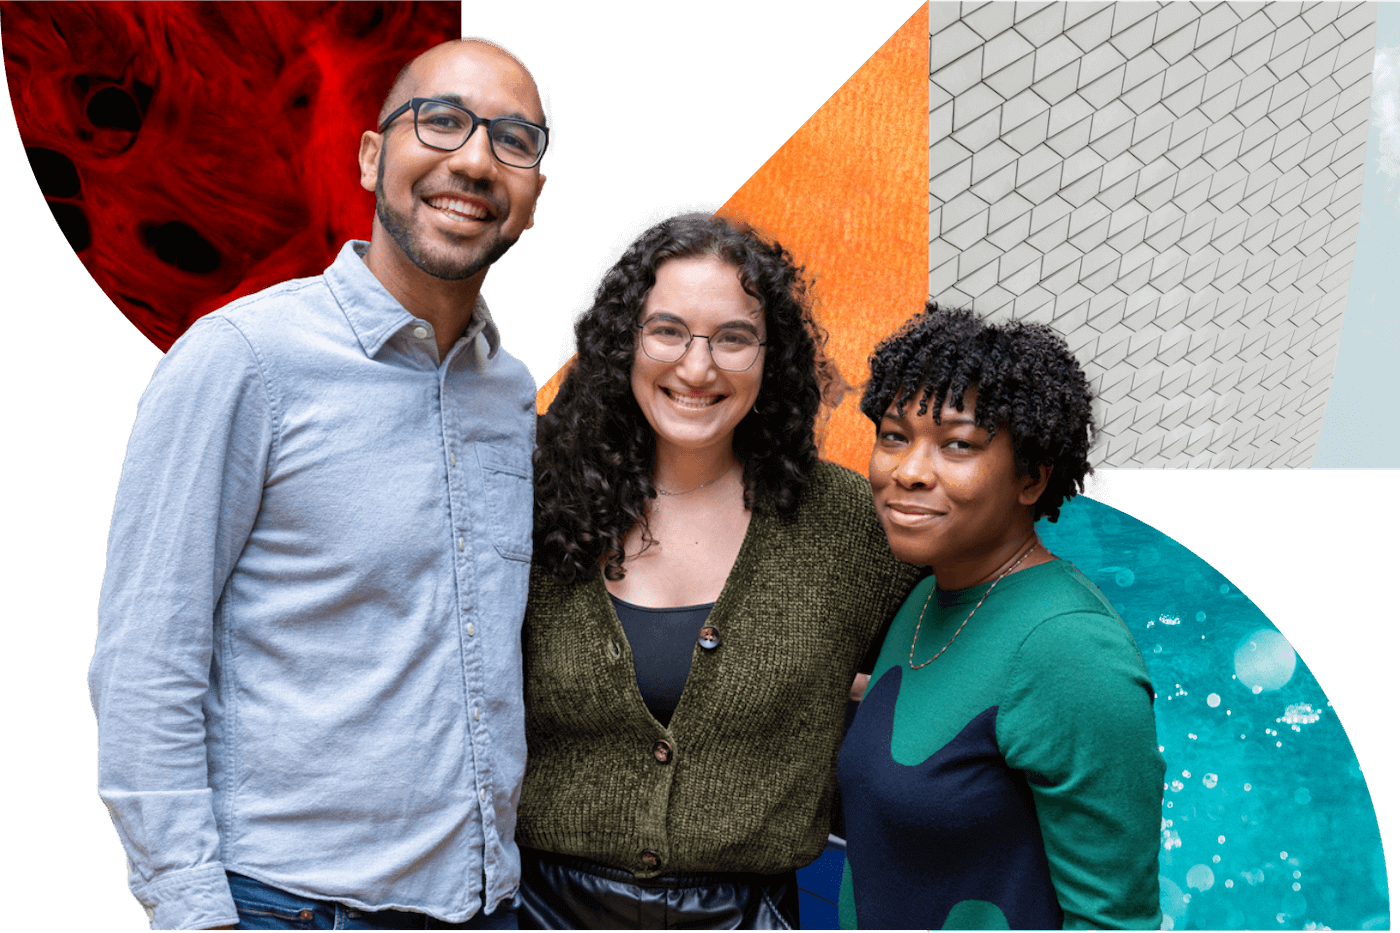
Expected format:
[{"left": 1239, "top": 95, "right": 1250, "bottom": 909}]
[{"left": 476, "top": 444, "right": 533, "bottom": 562}]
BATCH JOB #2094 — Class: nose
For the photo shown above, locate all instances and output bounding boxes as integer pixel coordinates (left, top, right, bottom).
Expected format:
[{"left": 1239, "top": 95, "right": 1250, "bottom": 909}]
[
  {"left": 674, "top": 336, "right": 719, "bottom": 382},
  {"left": 445, "top": 124, "right": 499, "bottom": 179},
  {"left": 890, "top": 440, "right": 937, "bottom": 489}
]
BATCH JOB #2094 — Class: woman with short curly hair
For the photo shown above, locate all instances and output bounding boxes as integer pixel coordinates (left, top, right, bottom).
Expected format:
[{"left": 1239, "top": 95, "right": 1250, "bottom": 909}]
[
  {"left": 837, "top": 304, "right": 1164, "bottom": 930},
  {"left": 516, "top": 214, "right": 918, "bottom": 929}
]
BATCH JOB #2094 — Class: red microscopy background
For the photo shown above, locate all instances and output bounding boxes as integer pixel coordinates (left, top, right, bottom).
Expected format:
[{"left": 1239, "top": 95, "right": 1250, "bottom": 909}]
[{"left": 1, "top": 1, "right": 457, "bottom": 350}]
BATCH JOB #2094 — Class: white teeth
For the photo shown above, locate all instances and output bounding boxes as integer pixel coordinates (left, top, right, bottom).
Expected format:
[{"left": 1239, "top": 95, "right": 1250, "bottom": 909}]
[
  {"left": 427, "top": 197, "right": 487, "bottom": 220},
  {"left": 665, "top": 389, "right": 721, "bottom": 410}
]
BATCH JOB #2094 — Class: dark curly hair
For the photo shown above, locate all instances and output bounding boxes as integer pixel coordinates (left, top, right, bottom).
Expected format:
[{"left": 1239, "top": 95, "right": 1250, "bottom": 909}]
[
  {"left": 860, "top": 303, "right": 1096, "bottom": 523},
  {"left": 534, "top": 213, "right": 829, "bottom": 585}
]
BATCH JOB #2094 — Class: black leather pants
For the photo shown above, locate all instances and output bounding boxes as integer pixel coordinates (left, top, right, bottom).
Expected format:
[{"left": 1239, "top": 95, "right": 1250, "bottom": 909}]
[{"left": 517, "top": 848, "right": 799, "bottom": 930}]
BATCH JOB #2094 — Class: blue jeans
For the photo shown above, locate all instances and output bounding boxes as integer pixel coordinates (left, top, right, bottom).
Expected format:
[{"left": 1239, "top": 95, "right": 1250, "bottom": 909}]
[{"left": 228, "top": 873, "right": 519, "bottom": 930}]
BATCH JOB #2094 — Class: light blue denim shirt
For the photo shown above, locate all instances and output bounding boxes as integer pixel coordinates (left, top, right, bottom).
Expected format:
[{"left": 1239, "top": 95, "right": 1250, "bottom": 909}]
[{"left": 90, "top": 241, "right": 536, "bottom": 930}]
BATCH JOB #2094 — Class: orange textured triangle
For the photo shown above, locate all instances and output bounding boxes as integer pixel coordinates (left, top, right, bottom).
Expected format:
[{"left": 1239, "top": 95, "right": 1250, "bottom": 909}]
[{"left": 538, "top": 4, "right": 928, "bottom": 476}]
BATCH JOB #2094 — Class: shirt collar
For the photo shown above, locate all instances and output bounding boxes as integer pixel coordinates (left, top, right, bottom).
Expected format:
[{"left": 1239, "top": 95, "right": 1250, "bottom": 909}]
[
  {"left": 326, "top": 241, "right": 500, "bottom": 360},
  {"left": 465, "top": 294, "right": 502, "bottom": 359}
]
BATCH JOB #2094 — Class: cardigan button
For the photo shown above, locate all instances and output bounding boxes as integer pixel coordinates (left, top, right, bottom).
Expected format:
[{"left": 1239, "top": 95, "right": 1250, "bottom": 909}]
[
  {"left": 652, "top": 739, "right": 674, "bottom": 764},
  {"left": 640, "top": 849, "right": 662, "bottom": 869},
  {"left": 697, "top": 625, "right": 720, "bottom": 649},
  {"left": 606, "top": 642, "right": 621, "bottom": 660}
]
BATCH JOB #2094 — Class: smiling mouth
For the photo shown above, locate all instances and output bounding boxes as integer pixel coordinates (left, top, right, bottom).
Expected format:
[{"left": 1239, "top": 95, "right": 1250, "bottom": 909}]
[
  {"left": 663, "top": 388, "right": 724, "bottom": 410},
  {"left": 882, "top": 502, "right": 945, "bottom": 526},
  {"left": 425, "top": 196, "right": 492, "bottom": 223}
]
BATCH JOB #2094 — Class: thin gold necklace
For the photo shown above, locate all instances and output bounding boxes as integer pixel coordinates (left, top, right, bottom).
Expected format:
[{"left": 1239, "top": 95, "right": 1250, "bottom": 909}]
[
  {"left": 655, "top": 465, "right": 737, "bottom": 496},
  {"left": 909, "top": 536, "right": 1040, "bottom": 669}
]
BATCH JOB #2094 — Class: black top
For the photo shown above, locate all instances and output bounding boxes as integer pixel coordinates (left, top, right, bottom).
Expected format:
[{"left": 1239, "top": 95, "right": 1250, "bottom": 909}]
[{"left": 609, "top": 594, "right": 715, "bottom": 727}]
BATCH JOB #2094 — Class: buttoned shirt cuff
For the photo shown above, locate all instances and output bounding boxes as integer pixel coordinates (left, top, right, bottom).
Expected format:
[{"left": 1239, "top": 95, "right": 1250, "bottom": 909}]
[{"left": 136, "top": 863, "right": 238, "bottom": 931}]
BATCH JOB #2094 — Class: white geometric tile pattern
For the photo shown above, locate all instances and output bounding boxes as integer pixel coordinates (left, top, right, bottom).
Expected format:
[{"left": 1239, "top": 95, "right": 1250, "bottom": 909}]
[{"left": 929, "top": 2, "right": 1376, "bottom": 466}]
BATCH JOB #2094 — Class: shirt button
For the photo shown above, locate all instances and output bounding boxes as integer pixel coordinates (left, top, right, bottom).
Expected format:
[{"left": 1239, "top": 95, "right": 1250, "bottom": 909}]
[
  {"left": 451, "top": 453, "right": 456, "bottom": 467},
  {"left": 458, "top": 536, "right": 465, "bottom": 551},
  {"left": 698, "top": 625, "right": 720, "bottom": 649},
  {"left": 640, "top": 849, "right": 661, "bottom": 869},
  {"left": 480, "top": 788, "right": 488, "bottom": 803},
  {"left": 474, "top": 707, "right": 481, "bottom": 721},
  {"left": 652, "top": 739, "right": 674, "bottom": 765},
  {"left": 413, "top": 325, "right": 429, "bottom": 339},
  {"left": 467, "top": 623, "right": 475, "bottom": 636}
]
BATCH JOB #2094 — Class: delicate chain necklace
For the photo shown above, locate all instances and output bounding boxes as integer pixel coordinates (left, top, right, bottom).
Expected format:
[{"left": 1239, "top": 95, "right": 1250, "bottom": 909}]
[
  {"left": 655, "top": 465, "right": 737, "bottom": 496},
  {"left": 909, "top": 536, "right": 1040, "bottom": 669}
]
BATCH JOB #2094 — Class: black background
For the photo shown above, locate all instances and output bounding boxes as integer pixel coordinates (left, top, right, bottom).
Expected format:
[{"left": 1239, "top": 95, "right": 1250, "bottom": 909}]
[{"left": 8, "top": 7, "right": 1377, "bottom": 924}]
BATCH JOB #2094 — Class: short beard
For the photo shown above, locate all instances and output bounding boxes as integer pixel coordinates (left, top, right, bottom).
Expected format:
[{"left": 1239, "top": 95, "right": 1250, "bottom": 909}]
[{"left": 375, "top": 148, "right": 519, "bottom": 281}]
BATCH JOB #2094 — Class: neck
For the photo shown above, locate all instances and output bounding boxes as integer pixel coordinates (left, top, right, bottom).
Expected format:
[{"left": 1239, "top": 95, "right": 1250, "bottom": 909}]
[
  {"left": 652, "top": 440, "right": 741, "bottom": 496},
  {"left": 933, "top": 521, "right": 1044, "bottom": 591},
  {"left": 363, "top": 231, "right": 486, "bottom": 361}
]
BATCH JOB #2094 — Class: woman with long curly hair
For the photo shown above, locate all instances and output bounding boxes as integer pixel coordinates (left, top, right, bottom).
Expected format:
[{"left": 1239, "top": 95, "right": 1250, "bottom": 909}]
[
  {"left": 516, "top": 214, "right": 919, "bottom": 929},
  {"left": 837, "top": 304, "right": 1164, "bottom": 930}
]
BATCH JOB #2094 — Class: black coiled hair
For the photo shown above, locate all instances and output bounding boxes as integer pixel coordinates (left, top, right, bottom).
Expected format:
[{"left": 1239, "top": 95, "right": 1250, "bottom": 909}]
[{"left": 860, "top": 303, "right": 1096, "bottom": 522}]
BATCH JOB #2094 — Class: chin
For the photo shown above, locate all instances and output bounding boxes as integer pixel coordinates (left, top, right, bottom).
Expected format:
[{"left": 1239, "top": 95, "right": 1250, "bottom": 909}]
[
  {"left": 891, "top": 546, "right": 933, "bottom": 568},
  {"left": 413, "top": 234, "right": 512, "bottom": 281},
  {"left": 880, "top": 526, "right": 934, "bottom": 568},
  {"left": 655, "top": 427, "right": 735, "bottom": 452}
]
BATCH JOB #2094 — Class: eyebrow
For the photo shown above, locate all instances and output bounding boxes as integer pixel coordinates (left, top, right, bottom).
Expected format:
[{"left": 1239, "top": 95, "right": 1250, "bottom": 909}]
[
  {"left": 430, "top": 92, "right": 544, "bottom": 127},
  {"left": 643, "top": 312, "right": 762, "bottom": 335}
]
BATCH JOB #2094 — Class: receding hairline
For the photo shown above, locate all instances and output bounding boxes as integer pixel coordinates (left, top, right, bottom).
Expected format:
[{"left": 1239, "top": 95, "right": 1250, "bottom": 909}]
[{"left": 377, "top": 38, "right": 545, "bottom": 127}]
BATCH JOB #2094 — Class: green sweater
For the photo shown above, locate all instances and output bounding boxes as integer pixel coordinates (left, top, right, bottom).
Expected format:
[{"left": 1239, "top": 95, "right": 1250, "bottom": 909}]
[
  {"left": 517, "top": 462, "right": 922, "bottom": 878},
  {"left": 837, "top": 561, "right": 1164, "bottom": 929}
]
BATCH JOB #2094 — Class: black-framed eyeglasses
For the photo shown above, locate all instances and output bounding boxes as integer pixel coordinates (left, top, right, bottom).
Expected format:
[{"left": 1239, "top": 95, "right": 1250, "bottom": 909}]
[
  {"left": 635, "top": 319, "right": 766, "bottom": 372},
  {"left": 378, "top": 97, "right": 548, "bottom": 169}
]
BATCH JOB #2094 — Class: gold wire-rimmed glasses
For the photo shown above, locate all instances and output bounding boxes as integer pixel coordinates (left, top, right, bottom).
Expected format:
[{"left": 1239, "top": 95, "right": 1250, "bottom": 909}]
[{"left": 635, "top": 318, "right": 766, "bottom": 372}]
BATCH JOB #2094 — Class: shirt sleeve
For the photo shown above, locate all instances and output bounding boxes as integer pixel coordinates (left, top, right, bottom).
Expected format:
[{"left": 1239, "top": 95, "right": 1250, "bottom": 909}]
[
  {"left": 89, "top": 316, "right": 274, "bottom": 930},
  {"left": 997, "top": 610, "right": 1166, "bottom": 930}
]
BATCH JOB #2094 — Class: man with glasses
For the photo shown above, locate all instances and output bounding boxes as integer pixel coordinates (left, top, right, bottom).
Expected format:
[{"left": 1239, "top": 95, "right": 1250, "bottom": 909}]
[{"left": 91, "top": 40, "right": 546, "bottom": 930}]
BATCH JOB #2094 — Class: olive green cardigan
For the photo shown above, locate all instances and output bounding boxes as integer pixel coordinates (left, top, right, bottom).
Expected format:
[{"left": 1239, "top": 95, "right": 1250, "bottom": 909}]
[{"left": 517, "top": 462, "right": 922, "bottom": 879}]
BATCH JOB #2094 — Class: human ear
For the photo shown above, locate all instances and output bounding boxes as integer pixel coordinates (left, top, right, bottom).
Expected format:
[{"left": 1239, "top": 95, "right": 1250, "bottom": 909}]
[
  {"left": 358, "top": 131, "right": 383, "bottom": 193},
  {"left": 1019, "top": 464, "right": 1052, "bottom": 506},
  {"left": 526, "top": 173, "right": 546, "bottom": 230}
]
